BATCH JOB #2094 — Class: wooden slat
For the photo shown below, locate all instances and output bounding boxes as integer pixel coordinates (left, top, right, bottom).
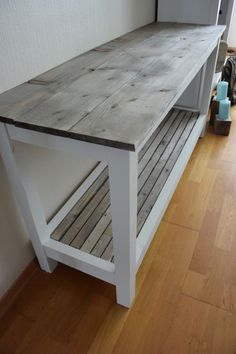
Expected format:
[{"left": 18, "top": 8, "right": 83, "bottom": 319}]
[
  {"left": 60, "top": 182, "right": 109, "bottom": 245},
  {"left": 51, "top": 109, "right": 199, "bottom": 260},
  {"left": 89, "top": 109, "right": 189, "bottom": 248},
  {"left": 101, "top": 240, "right": 114, "bottom": 262},
  {"left": 51, "top": 169, "right": 108, "bottom": 240},
  {"left": 70, "top": 108, "right": 185, "bottom": 250},
  {"left": 137, "top": 113, "right": 197, "bottom": 233},
  {"left": 70, "top": 193, "right": 111, "bottom": 249},
  {"left": 0, "top": 24, "right": 224, "bottom": 150},
  {"left": 138, "top": 109, "right": 186, "bottom": 190},
  {"left": 80, "top": 211, "right": 111, "bottom": 254},
  {"left": 101, "top": 108, "right": 186, "bottom": 241},
  {"left": 138, "top": 109, "right": 173, "bottom": 162},
  {"left": 91, "top": 234, "right": 112, "bottom": 259},
  {"left": 137, "top": 111, "right": 192, "bottom": 216}
]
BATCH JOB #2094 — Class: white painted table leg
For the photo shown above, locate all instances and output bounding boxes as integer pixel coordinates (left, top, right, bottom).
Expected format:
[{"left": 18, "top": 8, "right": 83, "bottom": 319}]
[
  {"left": 108, "top": 150, "right": 138, "bottom": 307},
  {"left": 0, "top": 123, "right": 57, "bottom": 272}
]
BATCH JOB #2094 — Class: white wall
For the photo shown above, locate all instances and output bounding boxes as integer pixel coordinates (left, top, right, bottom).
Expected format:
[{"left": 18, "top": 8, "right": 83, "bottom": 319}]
[
  {"left": 0, "top": 0, "right": 155, "bottom": 93},
  {"left": 158, "top": 0, "right": 221, "bottom": 25},
  {"left": 218, "top": 0, "right": 235, "bottom": 41},
  {"left": 0, "top": 159, "right": 34, "bottom": 299},
  {"left": 228, "top": 0, "right": 236, "bottom": 46},
  {"left": 0, "top": 0, "right": 155, "bottom": 298}
]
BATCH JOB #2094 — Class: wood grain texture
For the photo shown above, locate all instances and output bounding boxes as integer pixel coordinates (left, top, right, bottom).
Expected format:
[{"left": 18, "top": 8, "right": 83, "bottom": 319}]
[
  {"left": 51, "top": 109, "right": 198, "bottom": 260},
  {"left": 1, "top": 107, "right": 236, "bottom": 354},
  {"left": 0, "top": 23, "right": 224, "bottom": 151},
  {"left": 0, "top": 259, "right": 38, "bottom": 319}
]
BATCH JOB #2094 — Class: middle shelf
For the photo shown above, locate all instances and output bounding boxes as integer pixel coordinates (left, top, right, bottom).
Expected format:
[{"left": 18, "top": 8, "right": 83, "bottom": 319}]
[{"left": 51, "top": 108, "right": 199, "bottom": 262}]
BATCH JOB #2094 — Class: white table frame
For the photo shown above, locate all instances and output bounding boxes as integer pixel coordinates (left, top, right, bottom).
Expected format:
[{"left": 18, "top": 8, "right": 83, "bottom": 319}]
[{"left": 0, "top": 40, "right": 219, "bottom": 307}]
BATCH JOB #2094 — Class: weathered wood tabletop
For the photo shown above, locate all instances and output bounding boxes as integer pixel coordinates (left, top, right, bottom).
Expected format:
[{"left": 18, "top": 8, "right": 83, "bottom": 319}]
[{"left": 0, "top": 23, "right": 224, "bottom": 151}]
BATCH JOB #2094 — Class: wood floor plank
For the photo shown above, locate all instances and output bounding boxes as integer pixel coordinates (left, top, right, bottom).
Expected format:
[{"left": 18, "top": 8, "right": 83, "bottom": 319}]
[
  {"left": 67, "top": 293, "right": 112, "bottom": 354},
  {"left": 189, "top": 209, "right": 220, "bottom": 275},
  {"left": 165, "top": 167, "right": 218, "bottom": 231},
  {"left": 214, "top": 194, "right": 236, "bottom": 251},
  {"left": 87, "top": 305, "right": 129, "bottom": 354},
  {"left": 183, "top": 246, "right": 236, "bottom": 314},
  {"left": 112, "top": 293, "right": 236, "bottom": 354},
  {"left": 134, "top": 221, "right": 198, "bottom": 316},
  {"left": 188, "top": 132, "right": 216, "bottom": 183},
  {"left": 10, "top": 268, "right": 65, "bottom": 321},
  {"left": 0, "top": 312, "right": 33, "bottom": 354},
  {"left": 159, "top": 295, "right": 236, "bottom": 354},
  {"left": 12, "top": 270, "right": 110, "bottom": 354}
]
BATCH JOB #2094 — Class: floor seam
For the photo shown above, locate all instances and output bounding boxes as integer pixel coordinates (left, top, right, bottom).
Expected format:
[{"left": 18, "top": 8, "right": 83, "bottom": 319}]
[
  {"left": 181, "top": 291, "right": 236, "bottom": 316},
  {"left": 163, "top": 220, "right": 200, "bottom": 233}
]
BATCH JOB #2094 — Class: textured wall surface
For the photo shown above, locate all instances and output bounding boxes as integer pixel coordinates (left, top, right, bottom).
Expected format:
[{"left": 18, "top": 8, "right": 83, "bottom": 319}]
[
  {"left": 228, "top": 0, "right": 236, "bottom": 46},
  {"left": 0, "top": 0, "right": 155, "bottom": 94},
  {"left": 0, "top": 0, "right": 155, "bottom": 298},
  {"left": 158, "top": 0, "right": 221, "bottom": 25}
]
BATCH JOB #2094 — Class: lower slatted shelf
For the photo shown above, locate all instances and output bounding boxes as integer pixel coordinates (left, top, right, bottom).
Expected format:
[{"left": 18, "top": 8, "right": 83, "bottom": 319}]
[{"left": 51, "top": 108, "right": 199, "bottom": 262}]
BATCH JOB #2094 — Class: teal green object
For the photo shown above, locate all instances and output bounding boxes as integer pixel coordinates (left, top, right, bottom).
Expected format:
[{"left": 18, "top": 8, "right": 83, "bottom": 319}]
[
  {"left": 216, "top": 81, "right": 228, "bottom": 101},
  {"left": 219, "top": 98, "right": 230, "bottom": 120}
]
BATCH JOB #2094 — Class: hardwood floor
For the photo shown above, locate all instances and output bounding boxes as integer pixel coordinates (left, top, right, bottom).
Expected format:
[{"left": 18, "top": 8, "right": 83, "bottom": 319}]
[{"left": 1, "top": 108, "right": 236, "bottom": 354}]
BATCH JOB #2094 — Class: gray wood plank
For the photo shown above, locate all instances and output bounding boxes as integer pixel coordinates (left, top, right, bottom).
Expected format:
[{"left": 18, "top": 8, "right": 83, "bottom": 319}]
[
  {"left": 80, "top": 210, "right": 111, "bottom": 253},
  {"left": 69, "top": 29, "right": 218, "bottom": 150},
  {"left": 137, "top": 112, "right": 198, "bottom": 233},
  {"left": 51, "top": 168, "right": 108, "bottom": 241},
  {"left": 138, "top": 109, "right": 184, "bottom": 180},
  {"left": 0, "top": 23, "right": 224, "bottom": 150},
  {"left": 0, "top": 22, "right": 169, "bottom": 119},
  {"left": 101, "top": 109, "right": 186, "bottom": 239},
  {"left": 91, "top": 234, "right": 112, "bottom": 259},
  {"left": 8, "top": 29, "right": 183, "bottom": 133},
  {"left": 0, "top": 23, "right": 161, "bottom": 119},
  {"left": 70, "top": 193, "right": 111, "bottom": 249},
  {"left": 138, "top": 108, "right": 174, "bottom": 162},
  {"left": 60, "top": 181, "right": 110, "bottom": 245},
  {"left": 137, "top": 111, "right": 192, "bottom": 218},
  {"left": 100, "top": 239, "right": 114, "bottom": 261}
]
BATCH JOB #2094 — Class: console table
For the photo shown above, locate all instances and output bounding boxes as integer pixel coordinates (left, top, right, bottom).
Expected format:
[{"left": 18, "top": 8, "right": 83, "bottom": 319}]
[{"left": 0, "top": 22, "right": 224, "bottom": 307}]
